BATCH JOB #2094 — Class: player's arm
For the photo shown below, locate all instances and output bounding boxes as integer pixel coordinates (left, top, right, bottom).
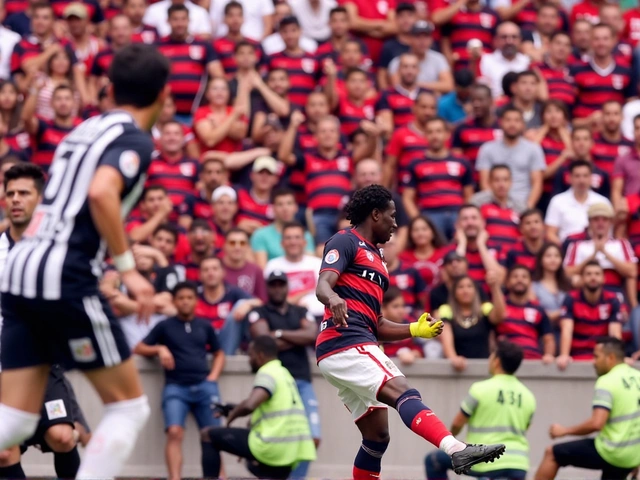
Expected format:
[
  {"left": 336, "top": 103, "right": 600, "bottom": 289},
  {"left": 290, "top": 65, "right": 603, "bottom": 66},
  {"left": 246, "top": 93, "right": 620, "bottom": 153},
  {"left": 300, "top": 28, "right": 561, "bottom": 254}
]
[
  {"left": 550, "top": 405, "right": 610, "bottom": 439},
  {"left": 450, "top": 410, "right": 469, "bottom": 436},
  {"left": 317, "top": 270, "right": 349, "bottom": 327},
  {"left": 377, "top": 313, "right": 443, "bottom": 342},
  {"left": 227, "top": 374, "right": 274, "bottom": 425},
  {"left": 206, "top": 327, "right": 225, "bottom": 381}
]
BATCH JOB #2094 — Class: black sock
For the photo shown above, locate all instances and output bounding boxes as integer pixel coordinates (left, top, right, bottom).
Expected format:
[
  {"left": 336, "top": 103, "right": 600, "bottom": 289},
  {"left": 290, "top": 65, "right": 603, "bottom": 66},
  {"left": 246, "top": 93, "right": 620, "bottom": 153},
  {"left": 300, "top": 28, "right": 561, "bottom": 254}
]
[
  {"left": 201, "top": 441, "right": 221, "bottom": 478},
  {"left": 0, "top": 462, "right": 27, "bottom": 479},
  {"left": 53, "top": 446, "right": 81, "bottom": 479}
]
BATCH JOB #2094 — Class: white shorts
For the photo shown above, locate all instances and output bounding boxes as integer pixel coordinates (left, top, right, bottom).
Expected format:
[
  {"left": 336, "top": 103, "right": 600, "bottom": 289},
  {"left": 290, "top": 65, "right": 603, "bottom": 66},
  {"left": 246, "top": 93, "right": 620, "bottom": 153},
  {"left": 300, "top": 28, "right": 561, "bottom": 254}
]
[{"left": 318, "top": 344, "right": 404, "bottom": 422}]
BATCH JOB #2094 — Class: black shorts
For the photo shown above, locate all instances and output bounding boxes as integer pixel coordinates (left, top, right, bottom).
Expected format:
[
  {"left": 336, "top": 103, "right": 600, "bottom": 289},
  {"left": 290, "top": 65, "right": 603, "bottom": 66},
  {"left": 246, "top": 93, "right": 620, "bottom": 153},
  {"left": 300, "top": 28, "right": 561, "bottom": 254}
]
[
  {"left": 552, "top": 438, "right": 633, "bottom": 480},
  {"left": 0, "top": 293, "right": 130, "bottom": 371},
  {"left": 24, "top": 365, "right": 77, "bottom": 453}
]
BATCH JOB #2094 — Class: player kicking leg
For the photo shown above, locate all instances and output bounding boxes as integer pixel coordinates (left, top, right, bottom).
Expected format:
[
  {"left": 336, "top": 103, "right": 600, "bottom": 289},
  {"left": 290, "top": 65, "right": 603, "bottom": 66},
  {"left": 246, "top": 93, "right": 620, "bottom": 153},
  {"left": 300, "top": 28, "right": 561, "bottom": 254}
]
[
  {"left": 316, "top": 186, "right": 505, "bottom": 478},
  {"left": 0, "top": 44, "right": 170, "bottom": 480}
]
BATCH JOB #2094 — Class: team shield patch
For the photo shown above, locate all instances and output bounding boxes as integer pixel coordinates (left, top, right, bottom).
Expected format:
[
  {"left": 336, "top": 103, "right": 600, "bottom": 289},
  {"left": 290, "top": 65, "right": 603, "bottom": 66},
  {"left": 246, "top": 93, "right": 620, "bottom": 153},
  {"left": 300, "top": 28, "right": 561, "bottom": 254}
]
[
  {"left": 69, "top": 337, "right": 97, "bottom": 363},
  {"left": 325, "top": 249, "right": 340, "bottom": 264},
  {"left": 119, "top": 150, "right": 140, "bottom": 178},
  {"left": 179, "top": 163, "right": 195, "bottom": 177},
  {"left": 301, "top": 59, "right": 316, "bottom": 74},
  {"left": 612, "top": 75, "right": 624, "bottom": 90},
  {"left": 189, "top": 45, "right": 204, "bottom": 60}
]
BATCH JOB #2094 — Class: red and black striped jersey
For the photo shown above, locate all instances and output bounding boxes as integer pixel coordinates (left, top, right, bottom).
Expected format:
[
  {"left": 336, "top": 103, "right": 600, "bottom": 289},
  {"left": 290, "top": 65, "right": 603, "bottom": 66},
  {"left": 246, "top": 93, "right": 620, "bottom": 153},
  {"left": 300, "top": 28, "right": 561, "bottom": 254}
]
[
  {"left": 145, "top": 155, "right": 199, "bottom": 212},
  {"left": 627, "top": 193, "right": 640, "bottom": 248},
  {"left": 540, "top": 132, "right": 566, "bottom": 194},
  {"left": 314, "top": 36, "right": 371, "bottom": 66},
  {"left": 440, "top": 243, "right": 501, "bottom": 294},
  {"left": 532, "top": 61, "right": 576, "bottom": 108},
  {"left": 236, "top": 188, "right": 274, "bottom": 227},
  {"left": 195, "top": 286, "right": 251, "bottom": 331},
  {"left": 560, "top": 289, "right": 622, "bottom": 359},
  {"left": 180, "top": 190, "right": 214, "bottom": 223},
  {"left": 569, "top": 61, "right": 632, "bottom": 119},
  {"left": 591, "top": 133, "right": 634, "bottom": 176},
  {"left": 155, "top": 37, "right": 217, "bottom": 115},
  {"left": 301, "top": 148, "right": 353, "bottom": 213},
  {"left": 131, "top": 24, "right": 158, "bottom": 45},
  {"left": 90, "top": 46, "right": 115, "bottom": 77},
  {"left": 5, "top": 130, "right": 31, "bottom": 160},
  {"left": 614, "top": 41, "right": 633, "bottom": 69},
  {"left": 398, "top": 248, "right": 446, "bottom": 288},
  {"left": 480, "top": 202, "right": 521, "bottom": 250},
  {"left": 32, "top": 117, "right": 82, "bottom": 173},
  {"left": 496, "top": 300, "right": 552, "bottom": 359},
  {"left": 553, "top": 162, "right": 610, "bottom": 198},
  {"left": 336, "top": 96, "right": 376, "bottom": 137},
  {"left": 389, "top": 262, "right": 426, "bottom": 317},
  {"left": 451, "top": 117, "right": 501, "bottom": 171},
  {"left": 402, "top": 153, "right": 472, "bottom": 211},
  {"left": 440, "top": 6, "right": 499, "bottom": 71},
  {"left": 4, "top": 0, "right": 27, "bottom": 17},
  {"left": 213, "top": 36, "right": 264, "bottom": 79},
  {"left": 50, "top": 0, "right": 104, "bottom": 22},
  {"left": 385, "top": 124, "right": 428, "bottom": 194},
  {"left": 375, "top": 86, "right": 431, "bottom": 130},
  {"left": 315, "top": 228, "right": 390, "bottom": 361},
  {"left": 267, "top": 51, "right": 320, "bottom": 108},
  {"left": 11, "top": 37, "right": 77, "bottom": 75},
  {"left": 504, "top": 241, "right": 538, "bottom": 271}
]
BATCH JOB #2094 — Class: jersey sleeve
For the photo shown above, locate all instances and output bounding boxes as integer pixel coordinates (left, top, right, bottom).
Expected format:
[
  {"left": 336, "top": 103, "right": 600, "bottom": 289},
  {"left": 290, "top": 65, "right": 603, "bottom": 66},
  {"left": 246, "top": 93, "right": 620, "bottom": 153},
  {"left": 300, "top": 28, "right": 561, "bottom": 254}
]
[
  {"left": 375, "top": 91, "right": 390, "bottom": 112},
  {"left": 141, "top": 321, "right": 164, "bottom": 345},
  {"left": 609, "top": 297, "right": 622, "bottom": 323},
  {"left": 538, "top": 308, "right": 553, "bottom": 336},
  {"left": 460, "top": 383, "right": 480, "bottom": 417},
  {"left": 98, "top": 128, "right": 155, "bottom": 193},
  {"left": 559, "top": 294, "right": 573, "bottom": 322},
  {"left": 320, "top": 232, "right": 357, "bottom": 275},
  {"left": 253, "top": 371, "right": 276, "bottom": 397},
  {"left": 460, "top": 159, "right": 473, "bottom": 186},
  {"left": 592, "top": 377, "right": 614, "bottom": 411},
  {"left": 204, "top": 42, "right": 218, "bottom": 63}
]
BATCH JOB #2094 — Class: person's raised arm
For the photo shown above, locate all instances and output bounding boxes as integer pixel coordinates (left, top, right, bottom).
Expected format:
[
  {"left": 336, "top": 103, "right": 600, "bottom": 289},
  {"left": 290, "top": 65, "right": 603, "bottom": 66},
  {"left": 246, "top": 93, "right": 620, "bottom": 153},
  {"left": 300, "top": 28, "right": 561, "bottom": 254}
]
[
  {"left": 251, "top": 71, "right": 290, "bottom": 117},
  {"left": 277, "top": 111, "right": 305, "bottom": 166},
  {"left": 226, "top": 387, "right": 271, "bottom": 425}
]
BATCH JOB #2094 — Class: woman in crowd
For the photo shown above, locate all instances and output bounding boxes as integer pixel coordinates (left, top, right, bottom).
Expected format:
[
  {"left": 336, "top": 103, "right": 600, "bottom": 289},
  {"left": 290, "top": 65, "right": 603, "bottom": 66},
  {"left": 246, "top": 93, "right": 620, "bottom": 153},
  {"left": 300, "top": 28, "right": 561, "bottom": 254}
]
[
  {"left": 398, "top": 215, "right": 447, "bottom": 289},
  {"left": 35, "top": 49, "right": 80, "bottom": 120},
  {"left": 0, "top": 81, "right": 29, "bottom": 155},
  {"left": 438, "top": 274, "right": 506, "bottom": 371}
]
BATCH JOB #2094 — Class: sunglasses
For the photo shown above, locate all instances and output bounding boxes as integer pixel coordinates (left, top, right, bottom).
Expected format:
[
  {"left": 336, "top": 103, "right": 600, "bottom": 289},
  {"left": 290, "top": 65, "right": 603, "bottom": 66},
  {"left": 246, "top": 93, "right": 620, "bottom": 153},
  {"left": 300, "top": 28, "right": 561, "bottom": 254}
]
[{"left": 228, "top": 240, "right": 248, "bottom": 246}]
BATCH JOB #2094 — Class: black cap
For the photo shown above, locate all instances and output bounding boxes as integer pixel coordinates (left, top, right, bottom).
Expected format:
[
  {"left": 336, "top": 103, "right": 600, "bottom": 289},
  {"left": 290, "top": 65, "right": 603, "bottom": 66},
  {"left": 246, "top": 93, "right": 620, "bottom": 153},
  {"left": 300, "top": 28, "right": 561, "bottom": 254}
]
[
  {"left": 410, "top": 20, "right": 433, "bottom": 35},
  {"left": 267, "top": 270, "right": 288, "bottom": 284},
  {"left": 396, "top": 2, "right": 417, "bottom": 14},
  {"left": 443, "top": 251, "right": 466, "bottom": 265}
]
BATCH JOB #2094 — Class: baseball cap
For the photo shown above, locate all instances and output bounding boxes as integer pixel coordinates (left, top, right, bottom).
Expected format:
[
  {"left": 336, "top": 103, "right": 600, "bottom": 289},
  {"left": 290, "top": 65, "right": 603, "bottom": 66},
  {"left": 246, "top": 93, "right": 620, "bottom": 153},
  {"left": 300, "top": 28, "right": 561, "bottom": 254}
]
[
  {"left": 64, "top": 2, "right": 88, "bottom": 19},
  {"left": 267, "top": 270, "right": 288, "bottom": 284},
  {"left": 588, "top": 203, "right": 614, "bottom": 219},
  {"left": 396, "top": 2, "right": 417, "bottom": 14},
  {"left": 211, "top": 185, "right": 237, "bottom": 202},
  {"left": 252, "top": 156, "right": 278, "bottom": 174},
  {"left": 443, "top": 251, "right": 466, "bottom": 265},
  {"left": 411, "top": 20, "right": 434, "bottom": 36}
]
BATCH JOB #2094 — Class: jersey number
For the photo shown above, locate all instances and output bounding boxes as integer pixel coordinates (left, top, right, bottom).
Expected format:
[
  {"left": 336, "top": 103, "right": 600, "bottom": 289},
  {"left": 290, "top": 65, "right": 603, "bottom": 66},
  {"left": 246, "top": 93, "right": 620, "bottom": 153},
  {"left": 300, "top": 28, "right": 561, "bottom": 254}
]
[
  {"left": 497, "top": 390, "right": 522, "bottom": 408},
  {"left": 44, "top": 144, "right": 88, "bottom": 200},
  {"left": 361, "top": 269, "right": 383, "bottom": 286},
  {"left": 622, "top": 376, "right": 640, "bottom": 391}
]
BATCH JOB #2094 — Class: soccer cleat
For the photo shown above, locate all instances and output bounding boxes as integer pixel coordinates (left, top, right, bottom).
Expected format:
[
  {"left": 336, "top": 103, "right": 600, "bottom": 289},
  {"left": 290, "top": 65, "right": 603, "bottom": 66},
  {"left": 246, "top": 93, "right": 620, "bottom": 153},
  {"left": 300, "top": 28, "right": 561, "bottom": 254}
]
[{"left": 451, "top": 443, "right": 506, "bottom": 475}]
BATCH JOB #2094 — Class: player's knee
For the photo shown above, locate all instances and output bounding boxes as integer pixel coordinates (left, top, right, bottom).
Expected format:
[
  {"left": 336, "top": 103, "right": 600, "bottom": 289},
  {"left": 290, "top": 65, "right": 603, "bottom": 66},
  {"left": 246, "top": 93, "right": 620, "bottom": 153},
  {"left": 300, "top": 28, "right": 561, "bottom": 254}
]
[
  {"left": 166, "top": 426, "right": 184, "bottom": 442},
  {"left": 45, "top": 425, "right": 76, "bottom": 452},
  {"left": 365, "top": 429, "right": 390, "bottom": 444}
]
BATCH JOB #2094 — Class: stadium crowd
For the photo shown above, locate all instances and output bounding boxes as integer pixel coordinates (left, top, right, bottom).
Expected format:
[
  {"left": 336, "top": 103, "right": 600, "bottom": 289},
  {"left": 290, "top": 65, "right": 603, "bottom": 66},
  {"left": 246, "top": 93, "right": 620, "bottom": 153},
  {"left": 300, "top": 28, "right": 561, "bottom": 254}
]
[{"left": 1, "top": 0, "right": 640, "bottom": 476}]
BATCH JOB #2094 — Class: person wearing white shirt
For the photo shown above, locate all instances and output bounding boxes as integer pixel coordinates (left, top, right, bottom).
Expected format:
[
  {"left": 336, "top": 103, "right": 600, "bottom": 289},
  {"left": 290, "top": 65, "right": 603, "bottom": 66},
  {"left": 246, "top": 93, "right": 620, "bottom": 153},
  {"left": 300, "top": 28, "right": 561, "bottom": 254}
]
[
  {"left": 264, "top": 222, "right": 324, "bottom": 319},
  {"left": 143, "top": 0, "right": 212, "bottom": 38},
  {"left": 290, "top": 0, "right": 336, "bottom": 42},
  {"left": 210, "top": 0, "right": 274, "bottom": 40},
  {"left": 262, "top": 5, "right": 317, "bottom": 55},
  {"left": 0, "top": 26, "right": 20, "bottom": 80},
  {"left": 479, "top": 21, "right": 530, "bottom": 97},
  {"left": 545, "top": 160, "right": 612, "bottom": 244}
]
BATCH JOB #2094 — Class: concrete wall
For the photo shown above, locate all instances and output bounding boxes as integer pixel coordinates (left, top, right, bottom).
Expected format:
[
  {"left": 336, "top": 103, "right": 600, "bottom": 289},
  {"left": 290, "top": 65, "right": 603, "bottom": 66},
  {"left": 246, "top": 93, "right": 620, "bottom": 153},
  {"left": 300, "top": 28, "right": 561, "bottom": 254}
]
[{"left": 22, "top": 357, "right": 639, "bottom": 479}]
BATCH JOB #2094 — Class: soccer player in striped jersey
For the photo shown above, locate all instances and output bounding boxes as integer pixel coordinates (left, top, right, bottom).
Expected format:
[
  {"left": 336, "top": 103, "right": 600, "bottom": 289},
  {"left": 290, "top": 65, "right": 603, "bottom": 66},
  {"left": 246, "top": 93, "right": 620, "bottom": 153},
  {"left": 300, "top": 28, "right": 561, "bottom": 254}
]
[
  {"left": 0, "top": 44, "right": 170, "bottom": 480},
  {"left": 316, "top": 185, "right": 505, "bottom": 479}
]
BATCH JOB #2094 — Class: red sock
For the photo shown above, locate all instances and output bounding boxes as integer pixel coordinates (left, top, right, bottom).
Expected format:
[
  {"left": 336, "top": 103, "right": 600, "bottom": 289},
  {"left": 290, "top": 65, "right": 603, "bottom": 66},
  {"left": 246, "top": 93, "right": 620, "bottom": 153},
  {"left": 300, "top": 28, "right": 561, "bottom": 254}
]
[
  {"left": 409, "top": 409, "right": 451, "bottom": 447},
  {"left": 353, "top": 466, "right": 381, "bottom": 480}
]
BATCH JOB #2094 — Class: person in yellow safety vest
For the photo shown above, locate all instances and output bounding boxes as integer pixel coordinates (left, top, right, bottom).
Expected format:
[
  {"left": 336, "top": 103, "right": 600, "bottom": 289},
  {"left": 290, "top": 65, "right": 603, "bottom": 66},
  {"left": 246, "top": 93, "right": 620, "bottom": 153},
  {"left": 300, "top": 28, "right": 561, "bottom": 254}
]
[
  {"left": 425, "top": 340, "right": 536, "bottom": 480},
  {"left": 200, "top": 335, "right": 317, "bottom": 479},
  {"left": 535, "top": 336, "right": 640, "bottom": 480}
]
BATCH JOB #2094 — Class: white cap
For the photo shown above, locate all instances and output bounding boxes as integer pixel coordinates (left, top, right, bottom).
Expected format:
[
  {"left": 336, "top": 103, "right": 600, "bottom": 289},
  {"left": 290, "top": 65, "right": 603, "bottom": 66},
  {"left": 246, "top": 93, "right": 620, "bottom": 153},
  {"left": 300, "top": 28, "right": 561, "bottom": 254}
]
[
  {"left": 252, "top": 156, "right": 279, "bottom": 174},
  {"left": 211, "top": 185, "right": 237, "bottom": 202}
]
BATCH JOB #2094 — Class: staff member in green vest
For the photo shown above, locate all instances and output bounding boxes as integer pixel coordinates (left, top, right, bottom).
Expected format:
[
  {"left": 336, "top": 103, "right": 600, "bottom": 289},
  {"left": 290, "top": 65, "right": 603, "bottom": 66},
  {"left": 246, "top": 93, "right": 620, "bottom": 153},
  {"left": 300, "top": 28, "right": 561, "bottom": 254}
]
[
  {"left": 200, "top": 335, "right": 316, "bottom": 479},
  {"left": 425, "top": 340, "right": 536, "bottom": 480},
  {"left": 535, "top": 336, "right": 640, "bottom": 480}
]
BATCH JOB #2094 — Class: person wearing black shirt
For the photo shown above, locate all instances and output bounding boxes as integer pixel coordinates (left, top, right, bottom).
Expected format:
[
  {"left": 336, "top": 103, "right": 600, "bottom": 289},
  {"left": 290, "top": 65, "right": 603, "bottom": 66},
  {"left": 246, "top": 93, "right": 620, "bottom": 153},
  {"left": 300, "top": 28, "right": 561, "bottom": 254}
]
[
  {"left": 248, "top": 270, "right": 319, "bottom": 479},
  {"left": 135, "top": 282, "right": 225, "bottom": 480},
  {"left": 429, "top": 251, "right": 488, "bottom": 311}
]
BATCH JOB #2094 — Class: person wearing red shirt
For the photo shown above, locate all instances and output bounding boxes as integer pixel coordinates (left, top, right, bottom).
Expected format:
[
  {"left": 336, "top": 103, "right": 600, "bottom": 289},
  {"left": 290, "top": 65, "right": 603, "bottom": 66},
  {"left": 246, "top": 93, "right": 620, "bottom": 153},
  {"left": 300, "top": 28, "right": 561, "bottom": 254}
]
[
  {"left": 623, "top": 3, "right": 640, "bottom": 46},
  {"left": 570, "top": 0, "right": 606, "bottom": 26},
  {"left": 591, "top": 100, "right": 633, "bottom": 176},
  {"left": 236, "top": 156, "right": 280, "bottom": 234},
  {"left": 599, "top": 3, "right": 633, "bottom": 69},
  {"left": 532, "top": 32, "right": 576, "bottom": 109},
  {"left": 519, "top": 3, "right": 563, "bottom": 63},
  {"left": 151, "top": 94, "right": 199, "bottom": 159},
  {"left": 90, "top": 14, "right": 132, "bottom": 93},
  {"left": 398, "top": 215, "right": 446, "bottom": 289},
  {"left": 328, "top": 66, "right": 377, "bottom": 137},
  {"left": 316, "top": 6, "right": 370, "bottom": 68},
  {"left": 340, "top": 0, "right": 396, "bottom": 65},
  {"left": 505, "top": 209, "right": 545, "bottom": 271},
  {"left": 64, "top": 3, "right": 104, "bottom": 75},
  {"left": 177, "top": 220, "right": 218, "bottom": 282},
  {"left": 384, "top": 90, "right": 435, "bottom": 191},
  {"left": 123, "top": 0, "right": 158, "bottom": 44}
]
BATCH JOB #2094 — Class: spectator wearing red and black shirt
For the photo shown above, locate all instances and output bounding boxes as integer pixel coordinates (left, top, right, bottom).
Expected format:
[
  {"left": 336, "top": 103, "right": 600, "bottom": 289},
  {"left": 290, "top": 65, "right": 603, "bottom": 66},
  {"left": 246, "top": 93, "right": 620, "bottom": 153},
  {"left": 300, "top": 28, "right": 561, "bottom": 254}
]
[
  {"left": 519, "top": 3, "right": 566, "bottom": 63},
  {"left": 498, "top": 265, "right": 555, "bottom": 360},
  {"left": 570, "top": 24, "right": 632, "bottom": 124},
  {"left": 326, "top": 66, "right": 376, "bottom": 137},
  {"left": 591, "top": 100, "right": 633, "bottom": 176},
  {"left": 181, "top": 157, "right": 229, "bottom": 225},
  {"left": 557, "top": 261, "right": 622, "bottom": 368},
  {"left": 451, "top": 84, "right": 500, "bottom": 174},
  {"left": 123, "top": 0, "right": 159, "bottom": 44},
  {"left": 383, "top": 90, "right": 434, "bottom": 192},
  {"left": 236, "top": 156, "right": 280, "bottom": 234},
  {"left": 50, "top": 0, "right": 104, "bottom": 23},
  {"left": 600, "top": 3, "right": 633, "bottom": 69},
  {"left": 532, "top": 32, "right": 576, "bottom": 109},
  {"left": 146, "top": 121, "right": 199, "bottom": 215},
  {"left": 570, "top": 0, "right": 604, "bottom": 26},
  {"left": 398, "top": 215, "right": 447, "bottom": 289},
  {"left": 319, "top": 39, "right": 376, "bottom": 105},
  {"left": 402, "top": 116, "right": 473, "bottom": 240},
  {"left": 376, "top": 3, "right": 415, "bottom": 90},
  {"left": 21, "top": 83, "right": 81, "bottom": 174},
  {"left": 90, "top": 14, "right": 132, "bottom": 88},
  {"left": 376, "top": 53, "right": 430, "bottom": 135},
  {"left": 177, "top": 220, "right": 218, "bottom": 282},
  {"left": 339, "top": 0, "right": 396, "bottom": 66},
  {"left": 267, "top": 16, "right": 320, "bottom": 109},
  {"left": 383, "top": 235, "right": 425, "bottom": 318},
  {"left": 505, "top": 209, "right": 545, "bottom": 271},
  {"left": 155, "top": 4, "right": 223, "bottom": 119},
  {"left": 315, "top": 6, "right": 371, "bottom": 69}
]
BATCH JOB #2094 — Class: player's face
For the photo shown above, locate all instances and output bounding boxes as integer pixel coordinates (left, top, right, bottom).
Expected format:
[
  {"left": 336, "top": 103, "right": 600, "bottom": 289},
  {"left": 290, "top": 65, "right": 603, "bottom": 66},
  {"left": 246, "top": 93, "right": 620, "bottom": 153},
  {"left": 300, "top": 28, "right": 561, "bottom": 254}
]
[
  {"left": 541, "top": 246, "right": 562, "bottom": 273},
  {"left": 316, "top": 119, "right": 340, "bottom": 148},
  {"left": 201, "top": 161, "right": 225, "bottom": 191},
  {"left": 110, "top": 17, "right": 132, "bottom": 46},
  {"left": 5, "top": 178, "right": 41, "bottom": 227},
  {"left": 454, "top": 277, "right": 476, "bottom": 306},
  {"left": 381, "top": 296, "right": 405, "bottom": 323},
  {"left": 151, "top": 231, "right": 176, "bottom": 258},
  {"left": 267, "top": 280, "right": 288, "bottom": 304},
  {"left": 414, "top": 94, "right": 436, "bottom": 125},
  {"left": 189, "top": 226, "right": 213, "bottom": 255},
  {"left": 355, "top": 160, "right": 382, "bottom": 189},
  {"left": 224, "top": 7, "right": 243, "bottom": 32},
  {"left": 457, "top": 208, "right": 483, "bottom": 239},
  {"left": 602, "top": 104, "right": 622, "bottom": 133},
  {"left": 200, "top": 258, "right": 223, "bottom": 287},
  {"left": 224, "top": 232, "right": 248, "bottom": 261},
  {"left": 282, "top": 227, "right": 305, "bottom": 257},
  {"left": 425, "top": 121, "right": 447, "bottom": 150},
  {"left": 329, "top": 12, "right": 349, "bottom": 37},
  {"left": 213, "top": 195, "right": 237, "bottom": 222},
  {"left": 273, "top": 194, "right": 297, "bottom": 222},
  {"left": 168, "top": 11, "right": 189, "bottom": 39},
  {"left": 306, "top": 93, "right": 329, "bottom": 121},
  {"left": 570, "top": 166, "right": 592, "bottom": 192},
  {"left": 123, "top": 0, "right": 145, "bottom": 24},
  {"left": 591, "top": 26, "right": 614, "bottom": 57},
  {"left": 280, "top": 24, "right": 301, "bottom": 50},
  {"left": 489, "top": 169, "right": 512, "bottom": 199},
  {"left": 346, "top": 73, "right": 367, "bottom": 100},
  {"left": 583, "top": 266, "right": 603, "bottom": 292},
  {"left": 52, "top": 90, "right": 74, "bottom": 118},
  {"left": 161, "top": 124, "right": 184, "bottom": 155},
  {"left": 507, "top": 269, "right": 531, "bottom": 296},
  {"left": 373, "top": 200, "right": 397, "bottom": 244},
  {"left": 589, "top": 215, "right": 611, "bottom": 238},
  {"left": 174, "top": 288, "right": 197, "bottom": 317},
  {"left": 549, "top": 34, "right": 571, "bottom": 62},
  {"left": 520, "top": 213, "right": 543, "bottom": 240},
  {"left": 32, "top": 8, "right": 54, "bottom": 36}
]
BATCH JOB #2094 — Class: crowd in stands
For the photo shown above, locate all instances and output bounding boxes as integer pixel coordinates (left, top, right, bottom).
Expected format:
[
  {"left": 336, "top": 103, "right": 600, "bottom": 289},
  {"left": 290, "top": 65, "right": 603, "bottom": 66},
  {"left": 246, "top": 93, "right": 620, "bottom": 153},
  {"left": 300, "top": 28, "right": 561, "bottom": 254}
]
[{"left": 0, "top": 0, "right": 638, "bottom": 377}]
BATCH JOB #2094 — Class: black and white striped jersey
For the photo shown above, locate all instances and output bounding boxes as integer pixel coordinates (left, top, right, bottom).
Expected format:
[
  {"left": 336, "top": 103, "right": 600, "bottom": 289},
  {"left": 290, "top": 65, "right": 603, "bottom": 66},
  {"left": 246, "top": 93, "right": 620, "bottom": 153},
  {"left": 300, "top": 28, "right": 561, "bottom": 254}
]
[{"left": 0, "top": 111, "right": 154, "bottom": 300}]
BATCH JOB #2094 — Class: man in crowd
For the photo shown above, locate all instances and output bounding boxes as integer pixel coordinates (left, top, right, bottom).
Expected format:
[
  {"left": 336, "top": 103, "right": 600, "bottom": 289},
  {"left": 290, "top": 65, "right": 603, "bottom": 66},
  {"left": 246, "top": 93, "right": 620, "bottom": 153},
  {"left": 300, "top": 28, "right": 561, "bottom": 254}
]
[
  {"left": 505, "top": 209, "right": 546, "bottom": 271},
  {"left": 222, "top": 228, "right": 267, "bottom": 301}
]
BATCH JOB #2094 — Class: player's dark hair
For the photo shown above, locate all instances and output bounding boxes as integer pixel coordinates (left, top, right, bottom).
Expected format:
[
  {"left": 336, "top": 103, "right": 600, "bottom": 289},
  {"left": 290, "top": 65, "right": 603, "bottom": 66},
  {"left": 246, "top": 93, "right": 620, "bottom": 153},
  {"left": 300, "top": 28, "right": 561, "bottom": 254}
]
[
  {"left": 109, "top": 44, "right": 170, "bottom": 108},
  {"left": 329, "top": 6, "right": 347, "bottom": 17},
  {"left": 190, "top": 219, "right": 213, "bottom": 232},
  {"left": 499, "top": 105, "right": 523, "bottom": 119},
  {"left": 383, "top": 286, "right": 403, "bottom": 305},
  {"left": 569, "top": 159, "right": 593, "bottom": 173},
  {"left": 345, "top": 67, "right": 367, "bottom": 81},
  {"left": 142, "top": 185, "right": 167, "bottom": 199},
  {"left": 153, "top": 223, "right": 178, "bottom": 243},
  {"left": 595, "top": 336, "right": 625, "bottom": 360},
  {"left": 581, "top": 259, "right": 603, "bottom": 275},
  {"left": 172, "top": 281, "right": 198, "bottom": 297},
  {"left": 168, "top": 3, "right": 188, "bottom": 17},
  {"left": 406, "top": 215, "right": 446, "bottom": 250},
  {"left": 489, "top": 164, "right": 511, "bottom": 177},
  {"left": 234, "top": 40, "right": 256, "bottom": 54},
  {"left": 532, "top": 243, "right": 571, "bottom": 290},
  {"left": 4, "top": 163, "right": 45, "bottom": 193},
  {"left": 271, "top": 187, "right": 295, "bottom": 203},
  {"left": 282, "top": 221, "right": 305, "bottom": 236},
  {"left": 278, "top": 15, "right": 300, "bottom": 30},
  {"left": 495, "top": 340, "right": 524, "bottom": 374},
  {"left": 507, "top": 264, "right": 531, "bottom": 279},
  {"left": 520, "top": 208, "right": 543, "bottom": 223},
  {"left": 344, "top": 184, "right": 393, "bottom": 227},
  {"left": 225, "top": 227, "right": 249, "bottom": 241},
  {"left": 251, "top": 335, "right": 279, "bottom": 358},
  {"left": 224, "top": 0, "right": 242, "bottom": 15}
]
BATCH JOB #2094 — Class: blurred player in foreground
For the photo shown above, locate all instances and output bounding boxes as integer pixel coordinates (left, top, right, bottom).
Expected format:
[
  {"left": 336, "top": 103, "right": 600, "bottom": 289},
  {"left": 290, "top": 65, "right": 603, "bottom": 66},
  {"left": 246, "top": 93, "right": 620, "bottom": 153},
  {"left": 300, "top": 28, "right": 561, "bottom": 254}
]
[
  {"left": 315, "top": 185, "right": 505, "bottom": 478},
  {"left": 425, "top": 341, "right": 535, "bottom": 479},
  {"left": 0, "top": 44, "right": 170, "bottom": 479},
  {"left": 535, "top": 337, "right": 640, "bottom": 480}
]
